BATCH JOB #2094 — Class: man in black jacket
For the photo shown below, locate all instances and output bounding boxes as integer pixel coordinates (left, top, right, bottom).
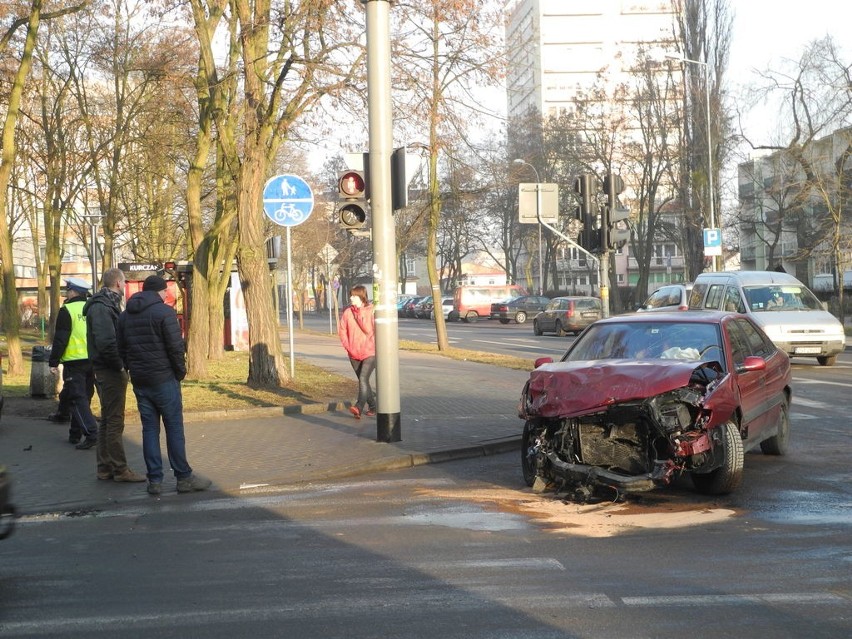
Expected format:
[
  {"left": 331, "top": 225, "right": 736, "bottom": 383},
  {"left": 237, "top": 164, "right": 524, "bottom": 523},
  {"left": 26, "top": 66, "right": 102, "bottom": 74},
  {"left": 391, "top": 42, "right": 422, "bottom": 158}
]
[
  {"left": 118, "top": 275, "right": 210, "bottom": 496},
  {"left": 49, "top": 278, "right": 98, "bottom": 448},
  {"left": 84, "top": 268, "right": 145, "bottom": 483}
]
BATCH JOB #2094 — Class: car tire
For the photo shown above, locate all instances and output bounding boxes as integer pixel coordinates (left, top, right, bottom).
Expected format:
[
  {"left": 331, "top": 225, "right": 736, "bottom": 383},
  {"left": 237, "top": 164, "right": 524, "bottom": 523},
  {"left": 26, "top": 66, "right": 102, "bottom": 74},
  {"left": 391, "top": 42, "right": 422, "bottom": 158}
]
[
  {"left": 556, "top": 321, "right": 567, "bottom": 337},
  {"left": 521, "top": 421, "right": 542, "bottom": 487},
  {"left": 817, "top": 355, "right": 836, "bottom": 366},
  {"left": 691, "top": 420, "right": 744, "bottom": 495},
  {"left": 533, "top": 321, "right": 543, "bottom": 336},
  {"left": 464, "top": 311, "right": 479, "bottom": 323},
  {"left": 760, "top": 398, "right": 790, "bottom": 456},
  {"left": 499, "top": 319, "right": 510, "bottom": 325},
  {"left": 515, "top": 311, "right": 527, "bottom": 324}
]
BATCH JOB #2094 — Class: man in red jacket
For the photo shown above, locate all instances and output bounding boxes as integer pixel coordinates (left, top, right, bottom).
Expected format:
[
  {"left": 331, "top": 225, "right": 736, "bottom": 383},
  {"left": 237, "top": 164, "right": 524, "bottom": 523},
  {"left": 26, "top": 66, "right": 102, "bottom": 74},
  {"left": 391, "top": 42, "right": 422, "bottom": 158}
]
[{"left": 338, "top": 285, "right": 376, "bottom": 419}]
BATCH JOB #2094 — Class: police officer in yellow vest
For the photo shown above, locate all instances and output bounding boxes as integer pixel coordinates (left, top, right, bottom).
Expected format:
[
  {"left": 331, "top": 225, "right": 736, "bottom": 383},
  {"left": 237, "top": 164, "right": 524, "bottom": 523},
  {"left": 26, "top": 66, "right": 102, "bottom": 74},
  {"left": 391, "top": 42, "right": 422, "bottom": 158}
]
[{"left": 49, "top": 277, "right": 99, "bottom": 449}]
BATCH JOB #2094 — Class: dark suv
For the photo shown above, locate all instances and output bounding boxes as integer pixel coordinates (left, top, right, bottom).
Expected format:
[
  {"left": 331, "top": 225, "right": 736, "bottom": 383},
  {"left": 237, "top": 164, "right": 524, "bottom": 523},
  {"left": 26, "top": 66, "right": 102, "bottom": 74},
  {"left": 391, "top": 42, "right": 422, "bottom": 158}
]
[
  {"left": 533, "top": 296, "right": 602, "bottom": 336},
  {"left": 490, "top": 295, "right": 550, "bottom": 324}
]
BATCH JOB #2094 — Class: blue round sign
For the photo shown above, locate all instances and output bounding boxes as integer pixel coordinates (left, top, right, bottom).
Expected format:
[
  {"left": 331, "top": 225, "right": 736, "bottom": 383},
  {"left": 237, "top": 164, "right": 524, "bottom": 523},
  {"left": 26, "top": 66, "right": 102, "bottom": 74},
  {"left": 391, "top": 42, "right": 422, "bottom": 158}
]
[{"left": 263, "top": 174, "right": 314, "bottom": 227}]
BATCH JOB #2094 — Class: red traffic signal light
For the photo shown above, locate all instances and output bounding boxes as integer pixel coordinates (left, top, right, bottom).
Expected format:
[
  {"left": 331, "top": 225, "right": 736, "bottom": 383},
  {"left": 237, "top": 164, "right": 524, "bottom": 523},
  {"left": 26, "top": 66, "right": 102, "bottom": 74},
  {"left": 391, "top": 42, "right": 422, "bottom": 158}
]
[{"left": 338, "top": 170, "right": 366, "bottom": 198}]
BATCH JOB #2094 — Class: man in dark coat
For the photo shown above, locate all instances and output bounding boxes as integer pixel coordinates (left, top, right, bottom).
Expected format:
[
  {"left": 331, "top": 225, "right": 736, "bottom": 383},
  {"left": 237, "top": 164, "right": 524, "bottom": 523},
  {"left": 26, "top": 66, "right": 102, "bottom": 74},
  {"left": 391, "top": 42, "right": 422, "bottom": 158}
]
[
  {"left": 83, "top": 267, "right": 145, "bottom": 483},
  {"left": 117, "top": 275, "right": 210, "bottom": 496},
  {"left": 49, "top": 278, "right": 98, "bottom": 448}
]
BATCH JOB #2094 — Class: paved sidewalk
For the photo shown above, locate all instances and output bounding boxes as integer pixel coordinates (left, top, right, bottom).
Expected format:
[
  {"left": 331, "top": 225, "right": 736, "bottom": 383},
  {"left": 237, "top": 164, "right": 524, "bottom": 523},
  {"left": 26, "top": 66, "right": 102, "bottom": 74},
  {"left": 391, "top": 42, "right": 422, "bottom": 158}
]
[{"left": 1, "top": 330, "right": 530, "bottom": 515}]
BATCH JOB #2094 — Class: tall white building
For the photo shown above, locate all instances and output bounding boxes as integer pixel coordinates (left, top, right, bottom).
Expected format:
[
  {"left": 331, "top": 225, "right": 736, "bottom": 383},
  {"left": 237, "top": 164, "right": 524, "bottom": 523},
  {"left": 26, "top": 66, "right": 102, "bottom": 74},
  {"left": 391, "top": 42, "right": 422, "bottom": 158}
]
[{"left": 505, "top": 0, "right": 678, "bottom": 121}]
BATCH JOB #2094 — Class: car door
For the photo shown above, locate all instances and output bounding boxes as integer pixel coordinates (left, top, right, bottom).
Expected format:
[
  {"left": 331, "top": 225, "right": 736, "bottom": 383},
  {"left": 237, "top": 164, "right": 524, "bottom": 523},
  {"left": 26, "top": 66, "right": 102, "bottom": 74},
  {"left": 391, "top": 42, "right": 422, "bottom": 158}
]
[
  {"left": 726, "top": 317, "right": 777, "bottom": 444},
  {"left": 540, "top": 299, "right": 562, "bottom": 331}
]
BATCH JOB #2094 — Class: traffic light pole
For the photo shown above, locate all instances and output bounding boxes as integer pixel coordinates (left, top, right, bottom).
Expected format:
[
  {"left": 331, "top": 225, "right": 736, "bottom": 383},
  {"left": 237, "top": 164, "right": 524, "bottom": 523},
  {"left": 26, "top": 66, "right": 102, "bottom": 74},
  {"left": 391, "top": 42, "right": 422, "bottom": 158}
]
[{"left": 364, "top": 0, "right": 401, "bottom": 442}]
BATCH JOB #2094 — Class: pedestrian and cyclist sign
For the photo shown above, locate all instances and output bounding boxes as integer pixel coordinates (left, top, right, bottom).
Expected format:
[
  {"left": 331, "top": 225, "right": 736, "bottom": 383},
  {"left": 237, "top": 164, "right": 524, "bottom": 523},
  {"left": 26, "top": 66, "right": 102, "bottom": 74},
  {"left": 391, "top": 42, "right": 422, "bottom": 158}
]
[{"left": 263, "top": 174, "right": 314, "bottom": 227}]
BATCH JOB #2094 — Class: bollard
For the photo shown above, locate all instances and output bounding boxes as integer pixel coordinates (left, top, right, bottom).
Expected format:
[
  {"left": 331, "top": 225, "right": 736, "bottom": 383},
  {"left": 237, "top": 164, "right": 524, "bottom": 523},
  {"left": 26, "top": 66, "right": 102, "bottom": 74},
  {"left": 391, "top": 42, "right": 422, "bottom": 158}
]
[{"left": 29, "top": 346, "right": 58, "bottom": 398}]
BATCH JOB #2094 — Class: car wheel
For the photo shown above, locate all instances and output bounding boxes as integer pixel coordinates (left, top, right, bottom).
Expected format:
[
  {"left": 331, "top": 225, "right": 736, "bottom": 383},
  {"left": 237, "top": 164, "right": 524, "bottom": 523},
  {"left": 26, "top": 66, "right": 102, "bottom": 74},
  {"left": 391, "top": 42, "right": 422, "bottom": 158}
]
[
  {"left": 515, "top": 311, "right": 527, "bottom": 324},
  {"left": 817, "top": 355, "right": 837, "bottom": 366},
  {"left": 691, "top": 420, "right": 744, "bottom": 495},
  {"left": 760, "top": 398, "right": 790, "bottom": 456},
  {"left": 533, "top": 320, "right": 543, "bottom": 336},
  {"left": 499, "top": 318, "right": 510, "bottom": 325},
  {"left": 521, "top": 420, "right": 542, "bottom": 487},
  {"left": 465, "top": 311, "right": 479, "bottom": 323},
  {"left": 556, "top": 321, "right": 567, "bottom": 337}
]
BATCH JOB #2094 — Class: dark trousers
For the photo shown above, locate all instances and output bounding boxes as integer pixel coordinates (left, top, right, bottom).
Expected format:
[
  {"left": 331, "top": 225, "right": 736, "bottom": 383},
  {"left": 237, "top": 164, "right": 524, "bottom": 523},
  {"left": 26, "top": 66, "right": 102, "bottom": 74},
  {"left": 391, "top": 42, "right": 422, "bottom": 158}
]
[
  {"left": 133, "top": 379, "right": 192, "bottom": 483},
  {"left": 94, "top": 368, "right": 130, "bottom": 475},
  {"left": 349, "top": 356, "right": 376, "bottom": 412},
  {"left": 62, "top": 360, "right": 98, "bottom": 440}
]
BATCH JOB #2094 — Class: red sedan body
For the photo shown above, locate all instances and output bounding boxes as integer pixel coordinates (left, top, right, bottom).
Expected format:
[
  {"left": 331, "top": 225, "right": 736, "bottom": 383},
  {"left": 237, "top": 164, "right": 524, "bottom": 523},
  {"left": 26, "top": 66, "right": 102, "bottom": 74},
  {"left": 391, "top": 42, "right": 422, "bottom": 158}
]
[{"left": 519, "top": 311, "right": 792, "bottom": 498}]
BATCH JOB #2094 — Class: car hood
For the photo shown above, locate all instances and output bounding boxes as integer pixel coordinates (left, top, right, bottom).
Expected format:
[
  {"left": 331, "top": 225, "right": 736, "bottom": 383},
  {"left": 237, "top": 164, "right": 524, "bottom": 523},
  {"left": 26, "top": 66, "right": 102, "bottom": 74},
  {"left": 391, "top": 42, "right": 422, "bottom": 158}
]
[{"left": 523, "top": 359, "right": 713, "bottom": 418}]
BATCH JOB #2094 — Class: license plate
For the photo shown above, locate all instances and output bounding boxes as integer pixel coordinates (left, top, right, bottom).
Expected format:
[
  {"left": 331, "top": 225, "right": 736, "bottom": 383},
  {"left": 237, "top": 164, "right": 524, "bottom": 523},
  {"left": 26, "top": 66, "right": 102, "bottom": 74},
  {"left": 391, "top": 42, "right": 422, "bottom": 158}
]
[{"left": 795, "top": 346, "right": 821, "bottom": 354}]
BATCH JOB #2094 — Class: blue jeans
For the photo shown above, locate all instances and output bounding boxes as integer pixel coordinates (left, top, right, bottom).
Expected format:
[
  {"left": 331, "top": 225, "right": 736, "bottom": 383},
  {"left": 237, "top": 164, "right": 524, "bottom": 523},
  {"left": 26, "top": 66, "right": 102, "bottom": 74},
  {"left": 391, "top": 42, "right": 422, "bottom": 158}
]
[
  {"left": 132, "top": 379, "right": 192, "bottom": 483},
  {"left": 349, "top": 356, "right": 376, "bottom": 412}
]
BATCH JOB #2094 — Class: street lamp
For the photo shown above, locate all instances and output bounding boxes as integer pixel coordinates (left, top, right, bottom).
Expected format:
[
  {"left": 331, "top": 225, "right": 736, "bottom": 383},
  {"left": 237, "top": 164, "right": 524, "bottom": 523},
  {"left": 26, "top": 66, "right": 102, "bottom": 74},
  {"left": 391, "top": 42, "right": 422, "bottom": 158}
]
[
  {"left": 512, "top": 158, "right": 544, "bottom": 294},
  {"left": 667, "top": 54, "right": 716, "bottom": 272}
]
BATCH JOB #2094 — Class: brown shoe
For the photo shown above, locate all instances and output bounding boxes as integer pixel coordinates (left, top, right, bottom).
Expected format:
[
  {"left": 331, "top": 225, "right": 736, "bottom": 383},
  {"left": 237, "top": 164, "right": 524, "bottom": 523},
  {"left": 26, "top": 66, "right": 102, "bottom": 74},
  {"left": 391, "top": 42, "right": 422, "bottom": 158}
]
[
  {"left": 113, "top": 469, "right": 147, "bottom": 483},
  {"left": 97, "top": 471, "right": 113, "bottom": 480}
]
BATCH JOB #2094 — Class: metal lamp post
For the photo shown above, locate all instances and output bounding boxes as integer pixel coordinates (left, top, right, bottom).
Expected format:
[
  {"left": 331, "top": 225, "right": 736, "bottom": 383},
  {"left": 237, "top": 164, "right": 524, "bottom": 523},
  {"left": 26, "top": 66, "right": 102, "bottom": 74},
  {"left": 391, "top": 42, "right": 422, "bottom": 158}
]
[
  {"left": 513, "top": 158, "right": 544, "bottom": 294},
  {"left": 667, "top": 54, "right": 716, "bottom": 272}
]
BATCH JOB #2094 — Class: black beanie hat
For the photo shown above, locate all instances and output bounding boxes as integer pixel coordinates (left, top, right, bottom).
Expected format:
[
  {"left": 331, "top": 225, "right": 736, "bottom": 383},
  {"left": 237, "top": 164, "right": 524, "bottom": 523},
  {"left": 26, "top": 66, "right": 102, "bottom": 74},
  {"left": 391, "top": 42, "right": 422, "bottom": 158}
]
[{"left": 143, "top": 275, "right": 168, "bottom": 292}]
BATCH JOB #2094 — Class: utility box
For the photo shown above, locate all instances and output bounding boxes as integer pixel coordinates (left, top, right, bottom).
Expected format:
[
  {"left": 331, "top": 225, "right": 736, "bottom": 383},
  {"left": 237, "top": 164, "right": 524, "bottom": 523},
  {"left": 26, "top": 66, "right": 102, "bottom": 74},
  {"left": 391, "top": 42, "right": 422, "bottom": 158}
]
[{"left": 29, "top": 346, "right": 57, "bottom": 398}]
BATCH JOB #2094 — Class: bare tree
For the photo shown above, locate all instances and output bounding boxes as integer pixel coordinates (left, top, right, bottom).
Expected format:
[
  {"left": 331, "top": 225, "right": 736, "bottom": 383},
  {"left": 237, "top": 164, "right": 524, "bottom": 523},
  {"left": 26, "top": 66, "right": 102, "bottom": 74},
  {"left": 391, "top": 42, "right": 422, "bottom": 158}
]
[{"left": 392, "top": 0, "right": 504, "bottom": 348}]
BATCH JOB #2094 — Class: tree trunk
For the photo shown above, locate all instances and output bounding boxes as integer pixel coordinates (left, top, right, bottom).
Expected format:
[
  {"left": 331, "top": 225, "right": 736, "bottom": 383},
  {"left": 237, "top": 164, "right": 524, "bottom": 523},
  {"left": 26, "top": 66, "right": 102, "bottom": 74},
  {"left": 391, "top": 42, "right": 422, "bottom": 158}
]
[{"left": 0, "top": 1, "right": 42, "bottom": 376}]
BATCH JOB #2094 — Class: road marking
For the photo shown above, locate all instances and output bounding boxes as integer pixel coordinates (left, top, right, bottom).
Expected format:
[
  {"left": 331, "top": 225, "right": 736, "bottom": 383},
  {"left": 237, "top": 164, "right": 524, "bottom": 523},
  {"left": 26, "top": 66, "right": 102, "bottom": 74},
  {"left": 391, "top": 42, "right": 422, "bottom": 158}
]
[
  {"left": 622, "top": 592, "right": 848, "bottom": 606},
  {"left": 793, "top": 377, "right": 852, "bottom": 389}
]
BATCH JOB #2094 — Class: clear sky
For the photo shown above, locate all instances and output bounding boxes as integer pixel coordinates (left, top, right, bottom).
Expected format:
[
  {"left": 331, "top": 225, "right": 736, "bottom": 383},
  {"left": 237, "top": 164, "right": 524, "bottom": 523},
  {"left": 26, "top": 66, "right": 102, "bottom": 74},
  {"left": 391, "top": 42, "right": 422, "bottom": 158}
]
[{"left": 727, "top": 0, "right": 849, "bottom": 142}]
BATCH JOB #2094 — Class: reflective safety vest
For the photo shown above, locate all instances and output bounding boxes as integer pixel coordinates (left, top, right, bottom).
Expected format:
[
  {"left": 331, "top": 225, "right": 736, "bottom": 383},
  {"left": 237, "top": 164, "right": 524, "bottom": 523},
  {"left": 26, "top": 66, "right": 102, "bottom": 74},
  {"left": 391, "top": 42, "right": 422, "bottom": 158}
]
[{"left": 61, "top": 299, "right": 89, "bottom": 362}]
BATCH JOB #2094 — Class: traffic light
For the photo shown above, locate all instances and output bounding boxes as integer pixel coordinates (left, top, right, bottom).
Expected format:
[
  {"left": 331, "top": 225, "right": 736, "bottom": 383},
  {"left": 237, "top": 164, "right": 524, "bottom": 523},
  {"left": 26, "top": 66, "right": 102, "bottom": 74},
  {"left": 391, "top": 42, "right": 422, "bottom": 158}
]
[
  {"left": 574, "top": 174, "right": 600, "bottom": 253},
  {"left": 601, "top": 173, "right": 631, "bottom": 250},
  {"left": 337, "top": 169, "right": 368, "bottom": 229}
]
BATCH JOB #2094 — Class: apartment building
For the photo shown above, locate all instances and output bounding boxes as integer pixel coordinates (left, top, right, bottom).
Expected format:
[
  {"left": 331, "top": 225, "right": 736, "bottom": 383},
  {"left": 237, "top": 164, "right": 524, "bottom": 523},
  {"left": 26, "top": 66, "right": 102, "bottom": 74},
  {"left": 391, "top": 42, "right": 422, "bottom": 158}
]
[
  {"left": 737, "top": 127, "right": 852, "bottom": 289},
  {"left": 504, "top": 0, "right": 684, "bottom": 300}
]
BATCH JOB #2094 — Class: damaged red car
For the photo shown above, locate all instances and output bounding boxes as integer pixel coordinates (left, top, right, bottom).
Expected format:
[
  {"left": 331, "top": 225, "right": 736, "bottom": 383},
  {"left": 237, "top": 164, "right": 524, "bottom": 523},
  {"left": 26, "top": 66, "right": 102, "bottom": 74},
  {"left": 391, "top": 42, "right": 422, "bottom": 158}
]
[{"left": 518, "top": 311, "right": 792, "bottom": 499}]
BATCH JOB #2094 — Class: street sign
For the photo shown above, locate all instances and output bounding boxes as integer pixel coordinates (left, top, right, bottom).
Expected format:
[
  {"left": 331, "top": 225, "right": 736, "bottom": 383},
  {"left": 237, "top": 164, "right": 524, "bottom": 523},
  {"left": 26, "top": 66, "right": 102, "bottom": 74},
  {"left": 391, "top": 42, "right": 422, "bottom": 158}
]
[
  {"left": 703, "top": 227, "right": 722, "bottom": 257},
  {"left": 518, "top": 183, "right": 559, "bottom": 224},
  {"left": 263, "top": 174, "right": 314, "bottom": 227},
  {"left": 319, "top": 243, "right": 338, "bottom": 264}
]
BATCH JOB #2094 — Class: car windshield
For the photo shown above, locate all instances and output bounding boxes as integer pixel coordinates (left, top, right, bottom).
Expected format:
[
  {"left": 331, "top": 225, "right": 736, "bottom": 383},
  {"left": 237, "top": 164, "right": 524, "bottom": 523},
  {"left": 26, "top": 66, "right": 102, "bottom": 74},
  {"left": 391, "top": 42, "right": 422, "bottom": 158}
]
[
  {"left": 563, "top": 321, "right": 724, "bottom": 367},
  {"left": 743, "top": 285, "right": 823, "bottom": 312}
]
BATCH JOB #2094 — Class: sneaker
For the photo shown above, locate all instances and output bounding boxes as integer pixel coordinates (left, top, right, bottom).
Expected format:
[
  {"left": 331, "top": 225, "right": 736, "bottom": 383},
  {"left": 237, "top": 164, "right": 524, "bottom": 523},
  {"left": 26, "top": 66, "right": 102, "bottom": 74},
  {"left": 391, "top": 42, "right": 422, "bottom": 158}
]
[
  {"left": 366, "top": 408, "right": 376, "bottom": 417},
  {"left": 75, "top": 438, "right": 97, "bottom": 450},
  {"left": 176, "top": 475, "right": 211, "bottom": 493},
  {"left": 97, "top": 471, "right": 113, "bottom": 480},
  {"left": 113, "top": 469, "right": 147, "bottom": 483},
  {"left": 69, "top": 435, "right": 82, "bottom": 445},
  {"left": 147, "top": 482, "right": 163, "bottom": 495},
  {"left": 47, "top": 412, "right": 70, "bottom": 423},
  {"left": 349, "top": 406, "right": 361, "bottom": 419}
]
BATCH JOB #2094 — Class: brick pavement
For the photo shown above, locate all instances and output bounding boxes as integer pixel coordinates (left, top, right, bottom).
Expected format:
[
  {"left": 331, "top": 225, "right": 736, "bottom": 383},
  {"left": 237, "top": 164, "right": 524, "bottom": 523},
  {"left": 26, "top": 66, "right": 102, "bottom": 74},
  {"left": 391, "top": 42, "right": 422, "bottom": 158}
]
[{"left": 1, "top": 330, "right": 529, "bottom": 515}]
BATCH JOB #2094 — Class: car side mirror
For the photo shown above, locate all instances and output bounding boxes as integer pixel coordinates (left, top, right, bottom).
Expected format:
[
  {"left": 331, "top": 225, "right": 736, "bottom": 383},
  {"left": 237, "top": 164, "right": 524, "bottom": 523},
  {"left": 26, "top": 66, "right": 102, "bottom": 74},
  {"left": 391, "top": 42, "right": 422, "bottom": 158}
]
[
  {"left": 534, "top": 357, "right": 553, "bottom": 369},
  {"left": 736, "top": 355, "right": 766, "bottom": 374}
]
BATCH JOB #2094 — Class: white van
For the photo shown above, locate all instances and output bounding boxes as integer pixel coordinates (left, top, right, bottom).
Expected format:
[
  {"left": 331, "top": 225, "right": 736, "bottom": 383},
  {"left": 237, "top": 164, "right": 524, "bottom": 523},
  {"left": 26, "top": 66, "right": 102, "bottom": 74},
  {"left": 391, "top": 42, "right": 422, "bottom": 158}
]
[{"left": 688, "top": 270, "right": 845, "bottom": 366}]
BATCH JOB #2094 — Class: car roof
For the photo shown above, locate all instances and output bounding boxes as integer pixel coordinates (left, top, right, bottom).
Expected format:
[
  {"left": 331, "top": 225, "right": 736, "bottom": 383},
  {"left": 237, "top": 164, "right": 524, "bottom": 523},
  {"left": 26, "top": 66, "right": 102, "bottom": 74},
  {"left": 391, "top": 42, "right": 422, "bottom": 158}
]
[
  {"left": 599, "top": 310, "right": 731, "bottom": 324},
  {"left": 696, "top": 270, "right": 801, "bottom": 286},
  {"left": 552, "top": 295, "right": 598, "bottom": 301}
]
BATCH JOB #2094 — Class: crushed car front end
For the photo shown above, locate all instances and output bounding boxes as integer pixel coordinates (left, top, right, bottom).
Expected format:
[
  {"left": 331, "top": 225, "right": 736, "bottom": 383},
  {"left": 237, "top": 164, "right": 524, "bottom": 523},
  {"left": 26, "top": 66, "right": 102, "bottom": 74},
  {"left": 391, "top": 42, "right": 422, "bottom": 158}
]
[{"left": 519, "top": 359, "right": 730, "bottom": 498}]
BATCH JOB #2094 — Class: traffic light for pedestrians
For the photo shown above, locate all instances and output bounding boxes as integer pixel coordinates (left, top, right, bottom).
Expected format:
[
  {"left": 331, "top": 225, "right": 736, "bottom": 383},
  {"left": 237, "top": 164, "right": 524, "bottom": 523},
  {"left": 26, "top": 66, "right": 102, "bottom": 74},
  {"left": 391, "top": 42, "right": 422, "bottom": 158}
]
[
  {"left": 601, "top": 173, "right": 631, "bottom": 250},
  {"left": 337, "top": 170, "right": 368, "bottom": 229}
]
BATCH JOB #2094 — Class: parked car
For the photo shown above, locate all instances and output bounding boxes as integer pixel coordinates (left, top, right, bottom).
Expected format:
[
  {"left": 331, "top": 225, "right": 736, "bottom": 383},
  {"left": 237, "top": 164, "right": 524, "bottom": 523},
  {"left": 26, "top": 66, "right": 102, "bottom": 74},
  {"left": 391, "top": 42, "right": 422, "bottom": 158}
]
[
  {"left": 533, "top": 296, "right": 602, "bottom": 336},
  {"left": 402, "top": 296, "right": 424, "bottom": 318},
  {"left": 490, "top": 295, "right": 550, "bottom": 324},
  {"left": 396, "top": 295, "right": 416, "bottom": 316},
  {"left": 519, "top": 311, "right": 792, "bottom": 498},
  {"left": 414, "top": 296, "right": 434, "bottom": 319},
  {"left": 637, "top": 283, "right": 693, "bottom": 312},
  {"left": 688, "top": 270, "right": 845, "bottom": 366},
  {"left": 431, "top": 297, "right": 455, "bottom": 320}
]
